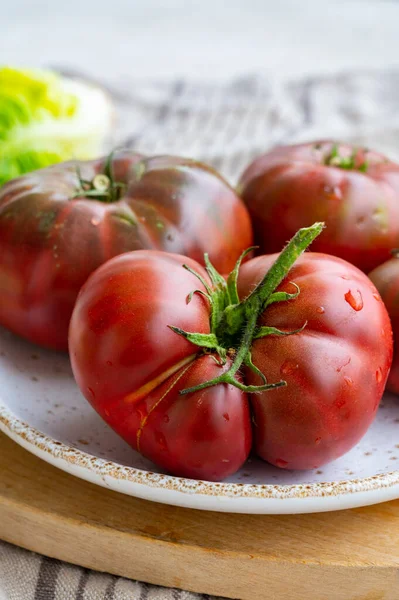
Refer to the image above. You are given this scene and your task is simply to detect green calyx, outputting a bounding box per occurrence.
[170,222,325,396]
[73,152,126,203]
[324,144,368,172]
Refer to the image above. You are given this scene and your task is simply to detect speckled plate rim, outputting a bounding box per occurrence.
[3,402,399,514]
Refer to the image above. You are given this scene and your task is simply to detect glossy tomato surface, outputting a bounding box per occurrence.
[369,257,399,394]
[0,152,252,350]
[70,251,252,481]
[238,141,399,272]
[237,253,393,469]
[70,248,392,479]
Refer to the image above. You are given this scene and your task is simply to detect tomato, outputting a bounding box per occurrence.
[70,251,252,480]
[70,224,392,479]
[369,256,399,394]
[0,151,252,350]
[238,140,399,273]
[238,253,392,469]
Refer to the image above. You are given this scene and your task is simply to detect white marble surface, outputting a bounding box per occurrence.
[3,0,399,82]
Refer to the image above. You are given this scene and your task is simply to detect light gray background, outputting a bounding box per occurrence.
[3,0,399,81]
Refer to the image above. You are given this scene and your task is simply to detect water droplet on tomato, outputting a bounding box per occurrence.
[356,215,366,226]
[163,414,170,424]
[335,398,346,409]
[373,293,381,302]
[316,306,325,314]
[91,217,100,226]
[223,413,230,421]
[323,185,342,199]
[372,207,388,232]
[106,360,113,367]
[341,275,350,280]
[87,387,95,399]
[276,458,288,468]
[344,289,363,311]
[280,360,299,375]
[376,367,383,383]
[344,376,353,386]
[334,186,342,198]
[315,437,322,445]
[156,432,168,451]
[336,357,351,372]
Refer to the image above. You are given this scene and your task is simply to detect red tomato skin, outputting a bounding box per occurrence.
[369,258,399,394]
[237,252,393,470]
[69,251,251,481]
[116,355,251,481]
[69,251,211,408]
[239,141,399,273]
[70,248,392,477]
[0,152,252,350]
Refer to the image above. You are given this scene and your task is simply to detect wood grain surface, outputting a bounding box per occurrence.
[1,432,398,600]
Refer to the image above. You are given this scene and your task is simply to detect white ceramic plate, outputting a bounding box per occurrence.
[1,325,399,514]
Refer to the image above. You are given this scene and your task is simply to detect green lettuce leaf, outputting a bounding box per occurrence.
[0,67,113,185]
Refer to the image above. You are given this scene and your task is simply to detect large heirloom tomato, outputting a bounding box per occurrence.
[0,151,252,350]
[70,251,252,480]
[369,256,399,394]
[70,224,392,480]
[238,252,392,469]
[238,141,399,272]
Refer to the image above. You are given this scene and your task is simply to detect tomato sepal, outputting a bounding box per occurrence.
[171,222,325,396]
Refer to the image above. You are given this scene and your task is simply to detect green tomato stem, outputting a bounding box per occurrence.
[180,303,286,395]
[324,145,368,172]
[171,222,324,396]
[242,223,324,313]
[73,151,126,203]
[217,222,324,340]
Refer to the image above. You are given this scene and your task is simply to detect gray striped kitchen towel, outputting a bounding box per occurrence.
[2,68,399,599]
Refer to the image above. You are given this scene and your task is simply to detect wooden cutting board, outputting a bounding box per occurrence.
[1,431,398,600]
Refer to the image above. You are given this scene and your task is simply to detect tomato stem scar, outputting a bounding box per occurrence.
[72,152,126,203]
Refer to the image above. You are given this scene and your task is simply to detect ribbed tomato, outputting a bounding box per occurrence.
[369,256,399,394]
[69,252,252,481]
[238,253,392,469]
[0,151,252,350]
[70,224,392,479]
[239,141,399,272]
